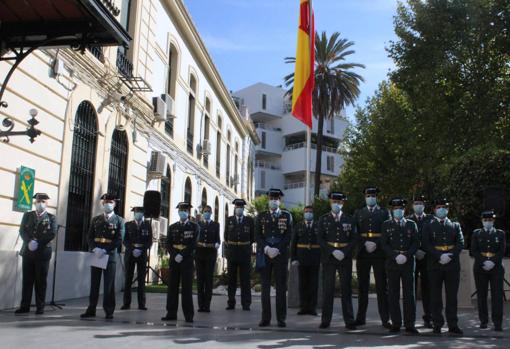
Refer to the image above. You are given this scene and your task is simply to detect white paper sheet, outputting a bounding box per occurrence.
[89,252,109,270]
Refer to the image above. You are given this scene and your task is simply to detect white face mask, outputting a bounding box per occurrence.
[269,200,280,210]
[103,202,115,213]
[482,221,494,231]
[35,202,46,212]
[413,204,425,215]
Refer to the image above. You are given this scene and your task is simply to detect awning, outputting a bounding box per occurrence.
[0,0,131,51]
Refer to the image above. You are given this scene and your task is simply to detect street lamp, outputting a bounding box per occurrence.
[0,108,41,143]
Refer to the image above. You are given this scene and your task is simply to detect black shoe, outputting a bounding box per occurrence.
[405,327,419,334]
[383,322,392,329]
[197,308,205,312]
[242,306,250,311]
[161,314,177,321]
[389,326,400,333]
[319,322,330,329]
[14,308,30,314]
[259,320,270,327]
[105,314,113,320]
[138,306,148,311]
[120,305,130,310]
[185,318,193,323]
[345,323,357,330]
[423,320,433,329]
[448,327,463,335]
[297,310,307,315]
[354,319,365,326]
[203,309,210,313]
[494,325,503,332]
[480,323,488,329]
[35,308,44,315]
[226,305,235,310]
[277,321,286,328]
[433,326,442,334]
[309,310,318,316]
[80,312,95,318]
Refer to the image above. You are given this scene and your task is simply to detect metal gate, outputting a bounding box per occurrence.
[108,129,128,217]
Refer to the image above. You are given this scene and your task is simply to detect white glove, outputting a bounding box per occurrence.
[175,254,183,263]
[365,241,377,253]
[28,240,38,251]
[93,247,104,257]
[215,243,220,249]
[483,260,495,271]
[415,249,426,260]
[291,260,300,267]
[269,247,280,259]
[439,253,452,265]
[395,254,407,265]
[132,249,142,258]
[332,250,345,261]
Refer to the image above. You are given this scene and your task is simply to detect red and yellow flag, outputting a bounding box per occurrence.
[291,0,315,128]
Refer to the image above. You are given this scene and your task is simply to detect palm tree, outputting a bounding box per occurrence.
[284,31,365,198]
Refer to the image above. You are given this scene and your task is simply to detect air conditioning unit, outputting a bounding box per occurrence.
[201,139,211,155]
[148,151,166,176]
[152,96,167,122]
[161,94,176,119]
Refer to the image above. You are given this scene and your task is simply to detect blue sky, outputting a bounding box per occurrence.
[182,0,399,119]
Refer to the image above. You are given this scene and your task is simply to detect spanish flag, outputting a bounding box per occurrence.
[291,0,315,128]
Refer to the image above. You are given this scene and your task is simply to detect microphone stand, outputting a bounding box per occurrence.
[49,225,65,309]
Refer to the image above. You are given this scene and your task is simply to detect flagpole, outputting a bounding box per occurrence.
[304,0,313,205]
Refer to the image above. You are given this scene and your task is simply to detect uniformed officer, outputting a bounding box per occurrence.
[381,198,419,334]
[290,205,320,316]
[255,188,292,327]
[162,202,199,323]
[317,192,357,330]
[407,195,433,328]
[121,207,153,310]
[15,193,57,315]
[81,193,124,319]
[354,187,392,328]
[470,210,505,331]
[195,205,220,312]
[224,198,254,311]
[422,198,464,335]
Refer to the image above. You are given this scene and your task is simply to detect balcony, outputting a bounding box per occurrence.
[87,46,105,63]
[281,143,343,175]
[256,128,283,156]
[255,161,281,170]
[116,48,133,78]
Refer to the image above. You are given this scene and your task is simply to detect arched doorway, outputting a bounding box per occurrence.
[160,165,171,219]
[184,177,192,204]
[201,187,207,210]
[214,196,219,223]
[107,129,129,217]
[65,101,98,251]
[224,203,229,225]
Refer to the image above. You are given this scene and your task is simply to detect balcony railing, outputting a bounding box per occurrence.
[284,182,327,190]
[255,161,281,170]
[116,48,133,78]
[284,142,338,154]
[87,46,105,63]
[254,123,282,131]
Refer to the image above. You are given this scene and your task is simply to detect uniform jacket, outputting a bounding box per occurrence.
[123,219,153,255]
[354,205,392,259]
[19,210,57,260]
[470,227,506,274]
[316,212,358,265]
[88,213,124,261]
[380,218,419,270]
[166,220,199,260]
[224,215,254,262]
[422,216,464,271]
[290,220,321,266]
[196,220,220,260]
[255,209,293,259]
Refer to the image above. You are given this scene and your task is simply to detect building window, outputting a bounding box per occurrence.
[224,203,229,223]
[261,170,266,188]
[65,101,98,251]
[203,99,210,168]
[165,44,179,138]
[226,144,231,186]
[214,196,219,223]
[216,131,221,178]
[160,165,171,219]
[327,155,334,172]
[261,131,266,149]
[187,75,197,155]
[107,129,129,217]
[184,177,192,204]
[201,188,207,210]
[262,93,267,110]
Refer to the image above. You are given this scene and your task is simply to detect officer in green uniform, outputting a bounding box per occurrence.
[195,205,220,312]
[15,193,57,315]
[422,198,464,335]
[121,207,152,310]
[224,198,254,311]
[290,205,320,316]
[381,198,419,334]
[354,187,392,328]
[407,195,433,328]
[255,188,292,327]
[317,192,357,330]
[162,202,199,323]
[81,193,124,319]
[470,210,505,331]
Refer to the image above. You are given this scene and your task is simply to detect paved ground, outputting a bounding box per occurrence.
[1,293,509,348]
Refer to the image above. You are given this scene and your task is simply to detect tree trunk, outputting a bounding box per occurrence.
[314,113,325,197]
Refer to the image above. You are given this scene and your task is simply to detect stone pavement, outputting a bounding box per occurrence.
[0,292,509,348]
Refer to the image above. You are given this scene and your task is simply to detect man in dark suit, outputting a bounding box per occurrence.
[121,207,152,310]
[470,210,506,331]
[15,193,57,315]
[407,195,433,328]
[224,198,254,311]
[381,198,419,334]
[195,205,220,312]
[354,187,392,328]
[291,205,320,316]
[81,193,124,319]
[317,192,358,330]
[422,198,464,335]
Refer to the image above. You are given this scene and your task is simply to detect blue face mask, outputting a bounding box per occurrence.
[366,196,377,207]
[235,207,244,216]
[269,200,280,210]
[393,209,405,220]
[482,221,494,231]
[178,211,189,221]
[134,212,144,221]
[203,212,212,221]
[413,204,425,215]
[435,208,448,219]
[304,212,314,221]
[331,203,342,214]
[103,203,115,213]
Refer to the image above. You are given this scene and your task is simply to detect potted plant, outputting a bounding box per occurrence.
[159,256,170,285]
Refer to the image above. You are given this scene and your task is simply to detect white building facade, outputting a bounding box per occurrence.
[0,0,257,309]
[234,83,347,207]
